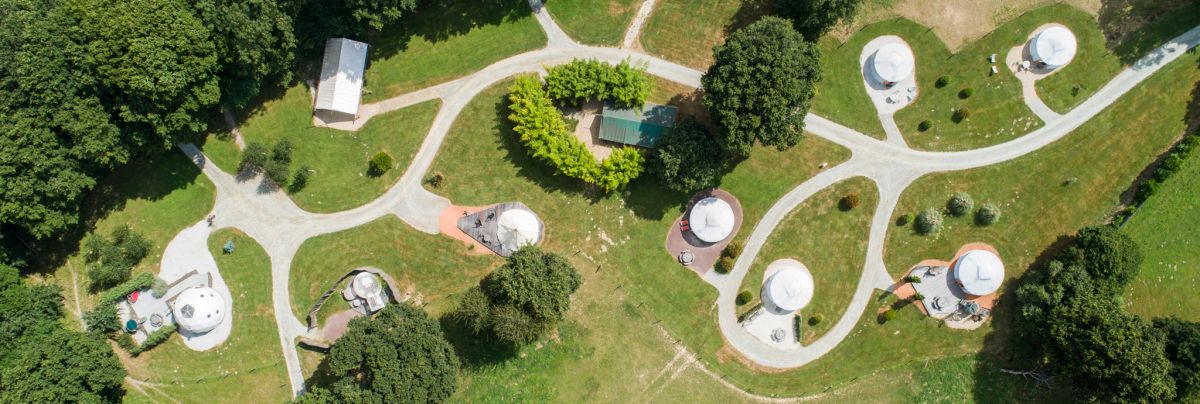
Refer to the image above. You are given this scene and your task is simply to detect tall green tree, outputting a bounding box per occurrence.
[1155,317,1200,400]
[702,16,822,156]
[0,117,97,238]
[484,246,582,324]
[775,0,862,40]
[192,0,297,109]
[651,117,727,193]
[1060,225,1143,292]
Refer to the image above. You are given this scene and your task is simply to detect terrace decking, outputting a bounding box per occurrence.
[456,201,543,257]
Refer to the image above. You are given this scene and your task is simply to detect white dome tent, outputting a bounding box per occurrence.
[172,286,225,334]
[953,250,1005,296]
[689,197,735,243]
[497,209,542,252]
[764,259,814,312]
[870,43,915,85]
[1031,26,1077,68]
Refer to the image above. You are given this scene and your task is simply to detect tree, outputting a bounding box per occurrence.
[191,0,297,109]
[651,117,727,192]
[0,117,97,238]
[449,287,492,336]
[345,0,418,31]
[702,17,822,156]
[1060,226,1143,292]
[239,142,269,173]
[1014,260,1096,340]
[487,304,541,346]
[775,0,862,40]
[83,303,120,335]
[308,303,458,403]
[1155,317,1200,399]
[0,328,126,402]
[483,246,582,324]
[293,0,417,52]
[83,225,151,290]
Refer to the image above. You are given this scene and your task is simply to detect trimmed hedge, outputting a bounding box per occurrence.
[98,272,155,306]
[545,59,651,109]
[130,324,177,356]
[508,75,645,192]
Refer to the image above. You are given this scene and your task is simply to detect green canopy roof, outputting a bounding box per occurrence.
[598,102,678,148]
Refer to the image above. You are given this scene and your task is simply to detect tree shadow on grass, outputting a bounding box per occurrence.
[723,0,774,38]
[438,315,518,369]
[1187,54,1200,134]
[1098,0,1200,65]
[368,0,534,69]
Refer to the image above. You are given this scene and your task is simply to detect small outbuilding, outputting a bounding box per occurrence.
[689,197,735,243]
[869,43,915,87]
[1030,26,1077,68]
[315,38,369,116]
[953,250,1005,296]
[764,259,814,312]
[598,102,679,148]
[172,286,225,334]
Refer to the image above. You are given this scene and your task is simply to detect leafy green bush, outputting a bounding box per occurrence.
[129,324,176,356]
[723,240,744,259]
[958,88,974,99]
[507,76,645,192]
[84,226,151,290]
[289,165,311,193]
[915,208,944,235]
[150,277,168,298]
[897,213,914,226]
[271,139,294,164]
[238,142,268,173]
[935,76,951,88]
[882,309,897,322]
[1135,132,1199,205]
[918,120,932,132]
[952,107,971,122]
[715,256,735,274]
[947,192,974,217]
[976,203,1001,226]
[84,303,120,335]
[736,290,753,305]
[544,59,652,109]
[839,193,861,211]
[904,275,921,283]
[264,159,290,186]
[426,172,445,188]
[651,117,726,193]
[807,315,823,326]
[98,272,155,306]
[913,293,925,301]
[368,152,393,177]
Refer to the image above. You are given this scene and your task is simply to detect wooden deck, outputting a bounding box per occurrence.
[456,201,543,257]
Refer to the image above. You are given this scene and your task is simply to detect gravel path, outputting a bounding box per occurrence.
[173,2,1200,394]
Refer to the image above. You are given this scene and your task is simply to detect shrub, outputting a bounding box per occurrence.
[913,293,926,301]
[723,240,744,259]
[368,152,393,177]
[839,193,861,211]
[238,142,268,172]
[952,107,971,122]
[150,277,168,299]
[918,120,932,132]
[946,192,974,217]
[98,272,155,306]
[976,203,1001,226]
[715,256,735,274]
[264,159,290,186]
[904,275,921,283]
[736,290,753,305]
[958,88,974,99]
[935,76,951,88]
[289,165,311,193]
[808,315,823,326]
[896,213,914,226]
[84,226,152,290]
[129,324,177,356]
[271,139,294,164]
[1135,179,1160,205]
[426,172,446,188]
[544,59,652,108]
[915,208,944,235]
[882,309,897,322]
[84,304,120,335]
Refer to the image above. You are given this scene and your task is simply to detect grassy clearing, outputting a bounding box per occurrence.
[740,177,876,340]
[810,21,901,140]
[1124,140,1200,322]
[545,0,641,46]
[289,216,499,321]
[122,229,289,403]
[211,85,439,213]
[639,0,767,69]
[361,0,546,102]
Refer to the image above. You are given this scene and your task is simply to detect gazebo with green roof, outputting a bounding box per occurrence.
[598,102,679,148]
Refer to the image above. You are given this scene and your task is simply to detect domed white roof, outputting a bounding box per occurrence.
[498,209,541,251]
[870,43,915,84]
[1031,26,1077,68]
[172,286,225,333]
[689,197,735,243]
[352,272,382,298]
[954,250,1005,296]
[764,259,814,312]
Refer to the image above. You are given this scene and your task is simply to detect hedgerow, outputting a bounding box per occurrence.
[545,59,652,109]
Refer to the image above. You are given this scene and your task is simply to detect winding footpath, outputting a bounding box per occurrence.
[171,0,1200,395]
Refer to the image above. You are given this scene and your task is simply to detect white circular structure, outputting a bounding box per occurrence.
[870,43,915,84]
[172,286,225,333]
[352,272,382,298]
[953,250,1005,296]
[497,209,542,251]
[689,197,735,243]
[764,259,814,312]
[1031,26,1077,68]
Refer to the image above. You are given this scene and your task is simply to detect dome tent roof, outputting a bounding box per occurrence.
[870,43,915,84]
[497,209,542,251]
[764,259,814,312]
[953,250,1005,296]
[172,286,225,333]
[689,197,735,243]
[1031,26,1077,68]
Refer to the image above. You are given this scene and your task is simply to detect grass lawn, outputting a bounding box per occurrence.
[289,216,500,321]
[1124,138,1200,322]
[122,229,290,403]
[210,85,440,213]
[639,0,767,69]
[545,0,641,46]
[361,0,546,102]
[740,177,876,341]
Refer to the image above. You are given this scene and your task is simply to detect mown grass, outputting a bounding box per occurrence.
[122,229,289,403]
[639,0,768,69]
[361,0,546,102]
[210,85,439,213]
[545,0,642,46]
[1124,135,1200,322]
[740,177,876,341]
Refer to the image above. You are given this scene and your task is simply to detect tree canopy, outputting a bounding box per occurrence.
[1059,225,1143,292]
[650,117,727,193]
[452,246,583,347]
[193,0,298,109]
[1155,317,1200,400]
[775,0,862,40]
[701,16,822,156]
[301,303,459,403]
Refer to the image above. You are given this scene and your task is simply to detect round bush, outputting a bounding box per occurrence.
[735,290,753,305]
[883,309,897,322]
[917,120,932,132]
[935,76,951,88]
[913,293,926,301]
[975,203,1001,226]
[958,88,974,99]
[368,152,393,177]
[839,193,861,211]
[952,107,971,122]
[715,256,735,274]
[946,192,974,217]
[896,213,914,226]
[807,315,823,326]
[427,172,446,188]
[915,208,944,235]
[723,240,745,259]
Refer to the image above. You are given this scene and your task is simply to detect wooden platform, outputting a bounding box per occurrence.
[456,201,543,257]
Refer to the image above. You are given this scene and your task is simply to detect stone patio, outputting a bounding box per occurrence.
[899,243,1001,330]
[665,188,744,276]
